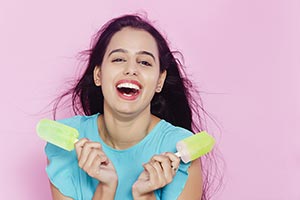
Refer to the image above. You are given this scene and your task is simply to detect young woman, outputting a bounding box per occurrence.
[46,14,215,200]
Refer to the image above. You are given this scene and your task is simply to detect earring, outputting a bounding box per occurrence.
[95,79,100,86]
[156,86,162,92]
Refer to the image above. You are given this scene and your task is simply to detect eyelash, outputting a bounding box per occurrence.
[139,61,152,67]
[111,58,152,67]
[112,58,126,62]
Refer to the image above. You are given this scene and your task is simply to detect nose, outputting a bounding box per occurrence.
[123,60,138,76]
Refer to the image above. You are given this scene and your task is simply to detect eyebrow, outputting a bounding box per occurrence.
[137,51,156,62]
[108,48,156,62]
[108,48,128,56]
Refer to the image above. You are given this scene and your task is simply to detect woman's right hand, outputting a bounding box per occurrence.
[75,138,118,187]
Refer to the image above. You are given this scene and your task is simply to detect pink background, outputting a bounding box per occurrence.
[0,0,299,199]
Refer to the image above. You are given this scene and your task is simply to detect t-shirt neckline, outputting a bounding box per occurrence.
[92,113,164,152]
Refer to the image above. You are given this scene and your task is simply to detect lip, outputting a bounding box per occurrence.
[115,79,142,101]
[116,79,142,89]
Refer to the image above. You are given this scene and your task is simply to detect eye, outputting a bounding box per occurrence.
[139,60,152,67]
[112,58,126,63]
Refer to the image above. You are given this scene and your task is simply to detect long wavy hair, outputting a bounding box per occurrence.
[53,14,223,200]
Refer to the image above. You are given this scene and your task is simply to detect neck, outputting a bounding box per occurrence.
[97,110,159,150]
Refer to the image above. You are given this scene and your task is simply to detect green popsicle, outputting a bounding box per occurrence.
[36,119,79,151]
[175,131,215,163]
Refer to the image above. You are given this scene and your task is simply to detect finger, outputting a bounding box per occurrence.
[83,150,108,170]
[151,160,164,174]
[82,149,99,169]
[162,152,180,163]
[91,155,105,175]
[74,138,89,160]
[150,155,166,174]
[79,142,102,167]
[78,142,102,168]
[150,157,172,186]
[83,151,109,177]
[82,154,104,178]
[152,155,174,182]
[143,162,159,186]
[163,152,180,172]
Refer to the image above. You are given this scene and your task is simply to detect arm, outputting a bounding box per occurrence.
[177,158,203,200]
[132,153,203,200]
[49,175,117,200]
[47,139,118,200]
[132,152,180,200]
[50,183,73,200]
[92,183,118,200]
[75,138,118,200]
[47,158,73,200]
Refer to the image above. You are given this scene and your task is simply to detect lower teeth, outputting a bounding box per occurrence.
[123,93,133,97]
[118,88,138,97]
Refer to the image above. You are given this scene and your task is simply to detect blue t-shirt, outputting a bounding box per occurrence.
[45,114,193,200]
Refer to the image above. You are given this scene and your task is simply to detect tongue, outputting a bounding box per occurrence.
[118,87,138,96]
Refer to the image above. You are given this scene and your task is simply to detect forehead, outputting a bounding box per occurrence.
[106,27,159,57]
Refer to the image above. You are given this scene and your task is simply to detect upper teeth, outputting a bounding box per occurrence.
[117,83,140,90]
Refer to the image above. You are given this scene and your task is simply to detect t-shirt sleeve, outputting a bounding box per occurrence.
[160,163,191,199]
[45,116,82,199]
[159,127,194,200]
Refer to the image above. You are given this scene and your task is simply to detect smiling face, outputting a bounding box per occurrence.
[94,27,166,117]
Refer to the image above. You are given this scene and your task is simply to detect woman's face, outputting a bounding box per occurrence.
[94,27,166,117]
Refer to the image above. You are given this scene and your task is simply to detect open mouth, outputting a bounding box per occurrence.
[116,82,141,97]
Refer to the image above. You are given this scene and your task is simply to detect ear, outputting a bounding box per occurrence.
[93,65,101,86]
[156,70,167,93]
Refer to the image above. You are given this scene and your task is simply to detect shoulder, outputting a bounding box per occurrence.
[154,120,193,152]
[158,120,193,140]
[57,114,99,126]
[45,113,99,156]
[56,113,99,129]
[45,115,100,199]
[155,121,199,199]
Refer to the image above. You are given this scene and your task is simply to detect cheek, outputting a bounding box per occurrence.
[99,71,113,91]
[145,74,161,89]
[100,66,115,82]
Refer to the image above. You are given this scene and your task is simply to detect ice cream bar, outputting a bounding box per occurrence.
[175,131,215,163]
[36,119,79,151]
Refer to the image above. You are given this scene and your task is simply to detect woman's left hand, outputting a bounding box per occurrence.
[132,152,180,199]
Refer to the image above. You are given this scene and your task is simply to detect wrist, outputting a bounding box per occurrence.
[132,191,156,200]
[93,181,118,200]
[103,178,118,189]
